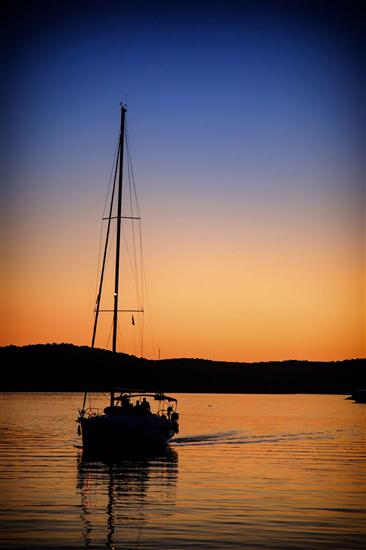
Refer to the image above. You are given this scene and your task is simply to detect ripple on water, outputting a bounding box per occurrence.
[0,393,365,549]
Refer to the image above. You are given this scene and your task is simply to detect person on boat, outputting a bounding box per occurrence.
[134,400,142,414]
[167,404,173,419]
[121,394,133,412]
[141,397,151,414]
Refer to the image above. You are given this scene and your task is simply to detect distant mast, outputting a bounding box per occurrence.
[111,104,127,407]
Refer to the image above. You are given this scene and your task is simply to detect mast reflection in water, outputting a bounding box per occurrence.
[77,449,178,549]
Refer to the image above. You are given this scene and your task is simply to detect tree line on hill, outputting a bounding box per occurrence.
[0,343,365,394]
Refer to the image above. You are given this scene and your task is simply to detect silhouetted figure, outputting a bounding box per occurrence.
[141,397,151,414]
[167,405,173,419]
[121,394,133,412]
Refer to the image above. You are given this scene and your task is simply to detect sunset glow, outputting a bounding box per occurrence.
[2,1,364,361]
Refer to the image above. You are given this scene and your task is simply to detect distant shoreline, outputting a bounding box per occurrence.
[0,343,365,394]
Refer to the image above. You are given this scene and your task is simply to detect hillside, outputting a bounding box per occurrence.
[1,344,365,394]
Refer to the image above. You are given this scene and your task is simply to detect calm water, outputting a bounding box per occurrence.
[0,393,365,549]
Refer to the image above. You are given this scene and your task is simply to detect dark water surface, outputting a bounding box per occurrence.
[0,393,365,549]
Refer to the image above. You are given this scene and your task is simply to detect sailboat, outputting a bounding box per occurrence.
[76,105,179,453]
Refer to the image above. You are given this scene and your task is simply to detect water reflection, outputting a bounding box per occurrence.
[77,448,178,549]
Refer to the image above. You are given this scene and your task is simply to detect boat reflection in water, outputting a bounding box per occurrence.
[76,448,178,549]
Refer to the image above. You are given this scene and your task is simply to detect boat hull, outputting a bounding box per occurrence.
[80,414,177,452]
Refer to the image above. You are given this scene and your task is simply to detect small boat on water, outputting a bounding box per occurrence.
[76,105,179,453]
[79,390,179,451]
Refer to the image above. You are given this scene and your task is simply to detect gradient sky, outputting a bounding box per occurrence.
[1,0,365,361]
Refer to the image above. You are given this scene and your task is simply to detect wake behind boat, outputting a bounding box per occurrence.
[76,105,179,453]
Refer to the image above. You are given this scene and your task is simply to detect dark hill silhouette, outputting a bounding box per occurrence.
[0,343,365,393]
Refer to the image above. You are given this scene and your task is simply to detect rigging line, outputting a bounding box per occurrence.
[93,141,118,303]
[117,318,124,353]
[125,134,144,308]
[125,126,139,282]
[140,252,156,359]
[121,223,143,307]
[84,139,119,409]
[138,220,144,313]
[125,125,148,357]
[126,137,144,308]
[88,392,98,412]
[125,128,134,219]
[125,126,141,218]
[89,391,109,411]
[102,138,120,219]
[127,147,139,299]
[105,221,117,274]
[141,311,144,358]
[106,318,113,350]
[93,221,104,301]
[132,315,137,357]
[126,126,152,357]
[125,169,143,357]
[96,222,117,309]
[93,218,116,309]
[91,145,120,349]
[125,125,145,313]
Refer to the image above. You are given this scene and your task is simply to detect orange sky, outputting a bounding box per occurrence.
[2,167,364,361]
[2,2,365,361]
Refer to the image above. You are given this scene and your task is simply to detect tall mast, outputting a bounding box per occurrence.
[111,104,127,406]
